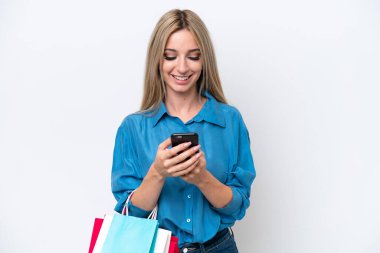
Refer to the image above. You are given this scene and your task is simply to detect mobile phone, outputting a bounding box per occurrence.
[171,133,199,148]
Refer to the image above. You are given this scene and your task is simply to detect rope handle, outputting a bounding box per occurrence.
[122,190,158,220]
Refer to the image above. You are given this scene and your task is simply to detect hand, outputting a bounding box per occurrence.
[181,150,207,186]
[152,137,201,179]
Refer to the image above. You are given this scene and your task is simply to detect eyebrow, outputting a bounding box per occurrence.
[164,48,201,53]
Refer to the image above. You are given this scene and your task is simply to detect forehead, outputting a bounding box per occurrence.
[165,29,199,50]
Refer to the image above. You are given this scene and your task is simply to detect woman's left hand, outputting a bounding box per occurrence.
[180,150,208,185]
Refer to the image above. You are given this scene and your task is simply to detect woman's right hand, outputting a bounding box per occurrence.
[152,137,201,178]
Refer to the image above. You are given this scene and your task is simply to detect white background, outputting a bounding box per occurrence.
[1,0,379,252]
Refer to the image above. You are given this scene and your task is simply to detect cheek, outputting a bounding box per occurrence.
[190,62,202,73]
[162,61,173,75]
[193,64,203,77]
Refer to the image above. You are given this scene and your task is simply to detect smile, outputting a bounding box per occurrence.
[171,74,192,81]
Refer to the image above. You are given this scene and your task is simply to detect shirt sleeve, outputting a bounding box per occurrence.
[212,111,256,221]
[111,119,151,218]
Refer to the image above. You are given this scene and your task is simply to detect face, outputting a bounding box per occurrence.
[161,29,202,96]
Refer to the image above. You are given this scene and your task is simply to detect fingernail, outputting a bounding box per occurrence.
[194,145,200,150]
[184,142,192,147]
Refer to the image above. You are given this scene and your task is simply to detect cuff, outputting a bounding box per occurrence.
[127,201,152,218]
[113,191,151,218]
[114,191,130,213]
[212,187,242,215]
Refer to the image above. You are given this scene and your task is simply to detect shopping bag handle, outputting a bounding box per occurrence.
[122,190,158,220]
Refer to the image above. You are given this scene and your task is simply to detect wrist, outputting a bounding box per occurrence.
[148,164,165,182]
[196,170,212,189]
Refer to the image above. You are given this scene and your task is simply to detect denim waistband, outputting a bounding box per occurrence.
[180,228,233,252]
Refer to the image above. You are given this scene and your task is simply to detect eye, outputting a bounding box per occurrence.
[164,55,176,61]
[188,56,200,61]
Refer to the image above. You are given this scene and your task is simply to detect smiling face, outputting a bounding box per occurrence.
[161,29,202,97]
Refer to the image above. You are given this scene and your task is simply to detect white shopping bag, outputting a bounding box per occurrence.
[92,214,114,253]
[154,228,172,253]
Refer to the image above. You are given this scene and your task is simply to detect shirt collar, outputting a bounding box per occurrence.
[195,91,226,127]
[151,91,226,128]
[151,102,168,127]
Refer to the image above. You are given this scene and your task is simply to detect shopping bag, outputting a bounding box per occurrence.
[88,218,103,253]
[154,228,171,253]
[169,236,179,253]
[90,190,178,253]
[90,214,164,253]
[92,214,114,253]
[100,212,159,253]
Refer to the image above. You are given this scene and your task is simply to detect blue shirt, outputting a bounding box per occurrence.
[111,92,256,247]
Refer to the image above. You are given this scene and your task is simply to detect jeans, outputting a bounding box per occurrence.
[179,228,239,253]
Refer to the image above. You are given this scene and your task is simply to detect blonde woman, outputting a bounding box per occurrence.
[111,9,256,252]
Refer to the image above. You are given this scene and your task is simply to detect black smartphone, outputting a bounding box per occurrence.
[171,133,199,148]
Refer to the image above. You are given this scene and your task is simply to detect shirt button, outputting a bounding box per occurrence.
[187,194,191,199]
[186,218,191,223]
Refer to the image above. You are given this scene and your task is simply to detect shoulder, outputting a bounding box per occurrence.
[218,102,244,122]
[120,112,144,126]
[118,110,155,132]
[219,103,240,115]
[217,102,250,137]
[206,92,242,120]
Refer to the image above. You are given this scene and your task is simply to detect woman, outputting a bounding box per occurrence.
[111,9,256,252]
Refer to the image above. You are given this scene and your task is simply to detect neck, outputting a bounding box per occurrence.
[165,89,205,118]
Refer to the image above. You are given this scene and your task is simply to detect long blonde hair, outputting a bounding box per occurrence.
[140,9,227,111]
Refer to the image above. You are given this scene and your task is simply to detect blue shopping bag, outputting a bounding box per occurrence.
[100,212,159,253]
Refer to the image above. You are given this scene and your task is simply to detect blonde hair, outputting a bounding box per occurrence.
[140,9,227,111]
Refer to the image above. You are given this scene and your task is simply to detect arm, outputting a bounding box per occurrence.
[111,122,146,215]
[128,164,166,212]
[112,121,201,216]
[180,151,233,208]
[197,169,233,208]
[131,139,202,211]
[213,112,256,219]
[181,112,256,219]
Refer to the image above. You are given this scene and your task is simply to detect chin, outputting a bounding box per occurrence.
[168,83,197,94]
[165,79,197,93]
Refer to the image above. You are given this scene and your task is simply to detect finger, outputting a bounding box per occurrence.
[181,172,195,181]
[170,141,193,155]
[199,154,206,166]
[193,167,201,174]
[158,137,172,150]
[164,143,199,166]
[168,152,201,174]
[160,142,195,163]
[182,161,202,179]
[172,160,199,177]
[171,145,201,165]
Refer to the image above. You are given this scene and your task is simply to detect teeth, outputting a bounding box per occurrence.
[172,75,190,81]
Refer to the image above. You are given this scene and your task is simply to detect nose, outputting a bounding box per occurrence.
[177,57,189,74]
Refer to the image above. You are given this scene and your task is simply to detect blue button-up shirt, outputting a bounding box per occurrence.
[111,92,256,247]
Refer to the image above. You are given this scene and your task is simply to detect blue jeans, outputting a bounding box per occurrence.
[179,228,239,253]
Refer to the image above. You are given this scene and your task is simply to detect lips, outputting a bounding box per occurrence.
[171,74,192,81]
